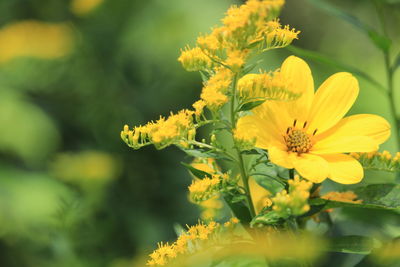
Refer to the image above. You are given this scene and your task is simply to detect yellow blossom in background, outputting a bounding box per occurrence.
[0,20,74,63]
[272,175,312,217]
[71,0,104,16]
[322,191,362,204]
[50,150,118,182]
[236,55,391,184]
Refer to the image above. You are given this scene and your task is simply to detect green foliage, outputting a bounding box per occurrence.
[327,236,381,255]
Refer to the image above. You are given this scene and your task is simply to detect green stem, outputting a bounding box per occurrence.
[230,72,257,218]
[375,1,400,150]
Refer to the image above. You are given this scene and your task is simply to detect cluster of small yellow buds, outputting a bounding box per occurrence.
[225,49,249,72]
[322,191,362,204]
[147,221,239,266]
[189,159,224,220]
[237,70,301,102]
[178,46,214,72]
[221,0,285,48]
[200,68,232,111]
[350,151,400,172]
[147,242,177,266]
[189,174,229,203]
[121,109,196,150]
[272,175,312,217]
[180,0,291,72]
[256,20,300,51]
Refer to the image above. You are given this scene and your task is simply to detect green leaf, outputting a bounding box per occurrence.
[309,184,400,213]
[286,45,386,93]
[327,236,381,254]
[367,30,391,52]
[223,191,252,226]
[250,210,283,227]
[199,70,211,82]
[242,60,262,75]
[181,162,212,179]
[307,0,391,52]
[251,164,285,194]
[238,99,266,112]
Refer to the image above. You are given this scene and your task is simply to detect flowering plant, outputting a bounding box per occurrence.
[121,0,400,266]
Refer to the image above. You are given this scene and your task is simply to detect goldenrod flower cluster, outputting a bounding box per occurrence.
[121,109,196,150]
[350,151,400,172]
[322,191,362,204]
[200,68,233,110]
[237,70,301,101]
[0,20,74,63]
[178,46,214,72]
[255,19,300,51]
[272,175,312,217]
[189,173,229,203]
[177,0,298,113]
[147,219,239,266]
[189,158,224,220]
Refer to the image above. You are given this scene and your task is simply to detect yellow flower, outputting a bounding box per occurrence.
[71,0,103,16]
[236,56,391,184]
[272,175,312,216]
[0,20,74,63]
[200,68,232,110]
[188,174,224,203]
[178,46,214,71]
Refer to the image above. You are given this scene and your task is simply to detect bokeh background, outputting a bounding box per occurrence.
[0,0,399,266]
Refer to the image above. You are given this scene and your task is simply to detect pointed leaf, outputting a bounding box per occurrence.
[238,100,266,112]
[181,162,212,179]
[328,236,381,255]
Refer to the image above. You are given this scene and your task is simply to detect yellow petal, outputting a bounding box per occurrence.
[291,153,329,183]
[269,146,293,169]
[312,135,378,154]
[307,73,359,134]
[316,114,391,145]
[280,56,314,122]
[237,113,285,150]
[320,154,363,184]
[250,102,289,149]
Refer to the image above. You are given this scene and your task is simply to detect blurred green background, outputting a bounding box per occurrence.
[0,0,399,266]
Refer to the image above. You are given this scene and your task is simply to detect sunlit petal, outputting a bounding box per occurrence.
[320,154,363,184]
[316,114,391,145]
[307,73,359,134]
[312,135,378,154]
[290,153,329,183]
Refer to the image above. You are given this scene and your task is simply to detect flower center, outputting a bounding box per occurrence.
[285,128,313,153]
